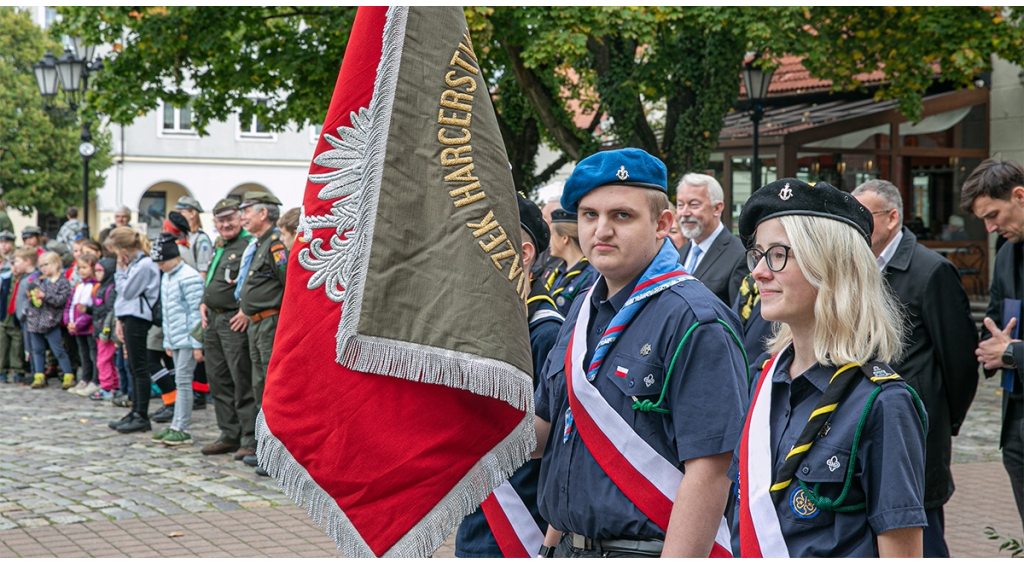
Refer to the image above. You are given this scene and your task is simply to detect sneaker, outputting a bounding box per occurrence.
[68,380,88,394]
[61,373,75,389]
[116,413,151,434]
[30,373,47,389]
[112,393,132,408]
[90,389,114,401]
[162,429,192,445]
[78,382,100,397]
[151,428,171,443]
[108,413,132,430]
[151,404,174,423]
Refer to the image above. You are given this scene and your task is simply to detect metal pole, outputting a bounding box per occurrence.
[751,104,762,190]
[81,121,91,233]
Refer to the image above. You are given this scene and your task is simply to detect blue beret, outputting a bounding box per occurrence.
[560,148,668,213]
[738,178,874,248]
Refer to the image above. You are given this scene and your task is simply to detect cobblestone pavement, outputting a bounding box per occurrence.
[0,380,288,531]
[0,370,1020,558]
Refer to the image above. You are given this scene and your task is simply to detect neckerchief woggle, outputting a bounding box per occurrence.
[562,239,687,442]
[562,238,732,556]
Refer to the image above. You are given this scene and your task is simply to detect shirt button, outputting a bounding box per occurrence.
[560,485,566,492]
[802,466,810,475]
[628,380,634,388]
[784,409,790,417]
[594,326,604,335]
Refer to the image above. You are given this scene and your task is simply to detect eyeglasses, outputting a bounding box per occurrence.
[746,244,792,273]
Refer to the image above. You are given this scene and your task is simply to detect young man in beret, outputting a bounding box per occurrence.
[532,148,748,558]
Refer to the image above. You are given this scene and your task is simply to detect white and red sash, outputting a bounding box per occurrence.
[738,350,790,558]
[564,285,732,557]
[480,480,545,558]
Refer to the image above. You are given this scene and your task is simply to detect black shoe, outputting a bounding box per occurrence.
[151,404,174,423]
[116,413,152,434]
[193,398,206,410]
[108,413,132,430]
[255,466,269,477]
[242,454,258,467]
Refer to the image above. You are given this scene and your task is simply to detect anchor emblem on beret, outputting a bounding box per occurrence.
[779,183,793,201]
[616,166,629,181]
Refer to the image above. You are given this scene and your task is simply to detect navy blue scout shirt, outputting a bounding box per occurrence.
[454,292,563,557]
[535,274,748,540]
[746,349,927,558]
[550,259,598,316]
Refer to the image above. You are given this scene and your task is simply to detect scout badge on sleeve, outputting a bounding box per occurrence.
[256,6,535,558]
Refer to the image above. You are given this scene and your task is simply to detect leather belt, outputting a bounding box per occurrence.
[568,532,663,555]
[209,307,236,314]
[249,308,280,323]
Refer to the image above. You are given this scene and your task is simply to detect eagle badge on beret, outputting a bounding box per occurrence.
[779,182,793,201]
[616,165,629,181]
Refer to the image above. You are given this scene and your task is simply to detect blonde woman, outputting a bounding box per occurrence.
[545,209,597,315]
[735,178,926,558]
[104,227,161,434]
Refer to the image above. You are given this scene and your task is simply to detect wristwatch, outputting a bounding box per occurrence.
[539,545,556,558]
[1002,343,1017,369]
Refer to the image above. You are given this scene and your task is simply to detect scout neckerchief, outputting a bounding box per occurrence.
[562,239,732,557]
[234,229,267,301]
[206,229,251,288]
[739,347,862,558]
[480,480,545,558]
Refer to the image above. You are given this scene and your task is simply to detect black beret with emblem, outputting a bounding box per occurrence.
[517,194,550,253]
[150,232,180,262]
[550,209,577,224]
[738,178,874,248]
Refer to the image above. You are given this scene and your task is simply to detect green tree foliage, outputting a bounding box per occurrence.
[0,7,111,215]
[54,6,358,134]
[54,6,1024,196]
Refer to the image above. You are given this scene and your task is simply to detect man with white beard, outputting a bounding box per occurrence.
[675,173,747,305]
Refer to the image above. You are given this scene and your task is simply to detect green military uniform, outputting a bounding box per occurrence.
[202,199,258,450]
[0,231,23,379]
[237,192,288,411]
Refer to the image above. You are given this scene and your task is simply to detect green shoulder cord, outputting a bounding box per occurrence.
[796,371,929,513]
[632,319,748,414]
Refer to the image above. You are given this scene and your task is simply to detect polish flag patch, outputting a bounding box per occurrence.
[614,366,629,378]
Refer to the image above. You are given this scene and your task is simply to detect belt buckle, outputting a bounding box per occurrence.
[571,533,586,550]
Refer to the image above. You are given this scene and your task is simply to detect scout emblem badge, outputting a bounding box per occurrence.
[256,7,534,558]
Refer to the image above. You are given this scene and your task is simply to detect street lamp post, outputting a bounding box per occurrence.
[742,56,774,190]
[32,40,102,233]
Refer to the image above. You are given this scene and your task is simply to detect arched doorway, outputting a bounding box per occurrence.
[227,183,274,204]
[139,182,193,239]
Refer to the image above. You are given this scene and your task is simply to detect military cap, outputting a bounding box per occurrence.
[517,195,550,253]
[550,209,577,224]
[174,196,204,213]
[0,230,16,241]
[238,191,283,209]
[738,178,873,248]
[213,198,241,218]
[561,148,668,214]
[21,226,41,238]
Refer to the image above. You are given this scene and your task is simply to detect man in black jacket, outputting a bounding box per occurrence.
[854,179,979,555]
[963,159,1024,535]
[676,173,747,306]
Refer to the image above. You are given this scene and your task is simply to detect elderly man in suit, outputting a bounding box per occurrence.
[853,179,979,557]
[676,173,746,305]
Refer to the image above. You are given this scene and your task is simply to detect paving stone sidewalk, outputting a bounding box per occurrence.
[0,371,1020,558]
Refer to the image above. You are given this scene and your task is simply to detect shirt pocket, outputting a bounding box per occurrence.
[781,441,856,526]
[604,353,665,398]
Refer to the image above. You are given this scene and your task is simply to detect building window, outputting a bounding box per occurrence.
[158,100,196,136]
[44,7,58,28]
[310,123,323,144]
[238,100,276,141]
